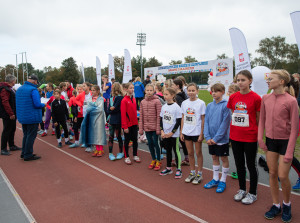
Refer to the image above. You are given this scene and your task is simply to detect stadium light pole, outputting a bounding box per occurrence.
[136,33,146,80]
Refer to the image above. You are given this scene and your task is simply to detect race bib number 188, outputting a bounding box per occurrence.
[232,113,249,127]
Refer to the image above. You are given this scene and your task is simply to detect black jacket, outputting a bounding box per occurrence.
[51,99,69,123]
[175,91,187,107]
[107,95,123,125]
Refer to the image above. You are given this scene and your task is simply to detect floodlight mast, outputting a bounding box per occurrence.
[136,33,146,80]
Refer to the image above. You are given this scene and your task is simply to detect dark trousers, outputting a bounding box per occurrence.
[108,124,123,153]
[55,121,69,139]
[292,157,300,178]
[136,97,143,110]
[164,137,179,169]
[124,125,138,157]
[21,123,39,159]
[74,117,83,141]
[1,118,16,151]
[231,139,258,195]
[145,131,161,161]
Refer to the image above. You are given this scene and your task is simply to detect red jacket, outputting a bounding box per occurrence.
[0,82,14,117]
[139,95,161,135]
[67,86,74,99]
[121,95,138,129]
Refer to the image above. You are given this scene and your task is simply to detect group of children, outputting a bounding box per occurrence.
[38,69,300,223]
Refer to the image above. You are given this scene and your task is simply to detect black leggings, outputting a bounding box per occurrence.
[164,137,181,169]
[136,97,143,110]
[73,117,83,141]
[231,139,258,195]
[124,125,138,157]
[292,156,300,178]
[108,124,123,153]
[55,121,69,139]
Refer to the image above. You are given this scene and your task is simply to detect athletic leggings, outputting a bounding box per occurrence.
[231,139,258,195]
[180,139,188,156]
[73,117,83,141]
[54,121,69,139]
[108,124,123,153]
[124,125,138,158]
[164,137,181,169]
[145,131,161,161]
[292,156,300,178]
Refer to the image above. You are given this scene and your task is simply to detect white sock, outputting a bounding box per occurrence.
[65,138,69,143]
[197,171,202,176]
[213,165,220,181]
[283,201,291,206]
[44,129,48,134]
[220,167,229,182]
[191,170,196,175]
[75,140,79,145]
[273,203,280,208]
[57,138,61,143]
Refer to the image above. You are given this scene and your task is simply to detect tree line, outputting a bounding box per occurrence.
[0,36,299,85]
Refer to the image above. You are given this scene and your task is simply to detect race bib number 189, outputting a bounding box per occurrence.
[232,113,249,127]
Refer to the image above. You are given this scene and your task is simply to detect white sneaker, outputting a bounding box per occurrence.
[125,157,132,165]
[241,193,257,205]
[133,156,141,163]
[234,190,247,201]
[85,147,93,153]
[192,174,203,185]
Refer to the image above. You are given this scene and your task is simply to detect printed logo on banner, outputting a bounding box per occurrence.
[239,53,245,62]
[234,102,247,113]
[110,69,112,75]
[127,66,130,72]
[216,62,230,77]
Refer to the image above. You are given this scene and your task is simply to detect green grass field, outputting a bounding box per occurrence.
[198,90,300,159]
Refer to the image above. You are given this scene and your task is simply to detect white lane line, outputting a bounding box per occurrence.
[34,136,208,223]
[0,168,36,223]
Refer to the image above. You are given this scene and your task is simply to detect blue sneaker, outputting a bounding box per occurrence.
[81,144,87,148]
[216,181,226,193]
[160,154,164,160]
[281,203,292,223]
[162,149,167,154]
[204,179,219,189]
[69,143,79,148]
[264,205,281,220]
[116,153,124,160]
[292,178,300,190]
[109,153,116,161]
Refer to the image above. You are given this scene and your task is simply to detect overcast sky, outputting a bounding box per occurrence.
[0,0,298,70]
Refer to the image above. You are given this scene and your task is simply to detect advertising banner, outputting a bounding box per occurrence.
[96,56,101,92]
[123,49,132,83]
[108,54,115,82]
[291,11,300,53]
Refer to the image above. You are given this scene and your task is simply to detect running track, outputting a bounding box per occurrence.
[0,122,299,223]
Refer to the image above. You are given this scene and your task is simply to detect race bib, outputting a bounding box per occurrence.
[163,113,174,125]
[184,114,196,125]
[78,106,81,112]
[232,113,249,127]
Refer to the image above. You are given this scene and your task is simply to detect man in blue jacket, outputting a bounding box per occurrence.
[16,75,45,161]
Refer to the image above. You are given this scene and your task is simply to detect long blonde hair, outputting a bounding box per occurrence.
[271,69,295,97]
[111,82,124,97]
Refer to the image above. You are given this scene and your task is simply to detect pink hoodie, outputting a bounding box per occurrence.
[139,95,162,135]
[258,92,299,162]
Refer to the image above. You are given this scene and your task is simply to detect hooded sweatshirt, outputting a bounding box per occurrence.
[139,95,162,134]
[175,91,187,107]
[204,99,231,144]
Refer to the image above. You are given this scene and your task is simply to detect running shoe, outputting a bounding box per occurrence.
[109,153,116,161]
[154,161,162,171]
[241,193,257,205]
[65,141,72,145]
[175,169,182,179]
[162,149,167,154]
[124,157,132,165]
[92,150,98,157]
[231,172,238,179]
[133,156,141,163]
[192,174,203,185]
[69,135,73,140]
[281,203,292,223]
[216,181,226,193]
[148,160,156,169]
[81,144,87,148]
[52,130,55,135]
[41,132,47,137]
[57,142,62,148]
[234,190,247,201]
[185,173,196,183]
[292,178,300,190]
[96,150,103,157]
[69,143,79,148]
[116,153,124,160]
[85,147,93,152]
[181,158,190,166]
[160,168,173,176]
[160,154,164,160]
[38,130,44,135]
[204,179,219,189]
[264,205,281,220]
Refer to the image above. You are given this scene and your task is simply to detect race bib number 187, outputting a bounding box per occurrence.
[232,113,249,127]
[184,114,196,125]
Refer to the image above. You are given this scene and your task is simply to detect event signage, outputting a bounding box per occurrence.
[108,54,115,82]
[96,56,101,91]
[123,49,132,83]
[291,11,300,53]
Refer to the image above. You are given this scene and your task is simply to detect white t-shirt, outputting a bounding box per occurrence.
[181,98,206,136]
[83,93,92,117]
[160,103,182,138]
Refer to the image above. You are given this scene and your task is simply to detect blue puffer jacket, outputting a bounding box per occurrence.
[16,81,45,124]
